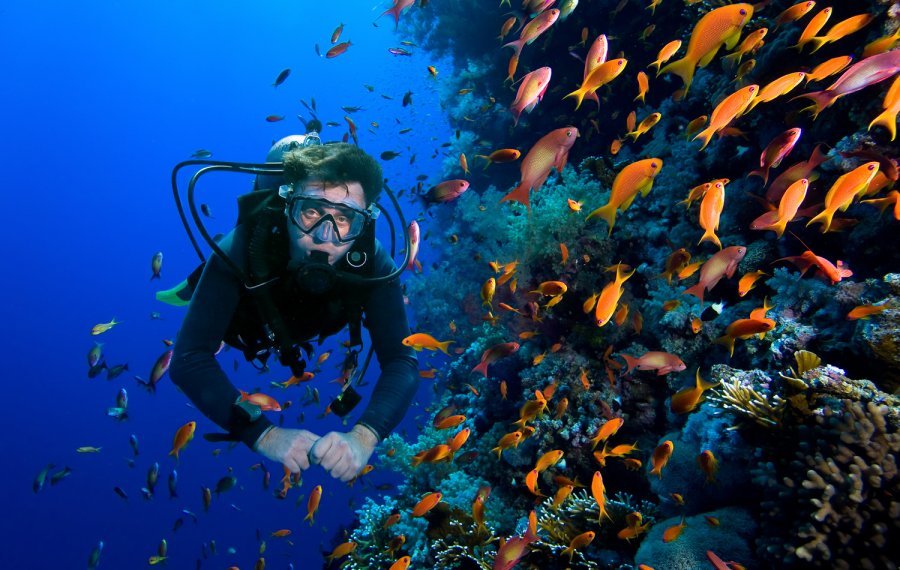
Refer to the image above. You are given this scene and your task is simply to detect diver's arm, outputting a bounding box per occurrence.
[354,244,419,441]
[169,237,273,449]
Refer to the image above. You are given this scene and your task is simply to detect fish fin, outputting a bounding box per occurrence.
[660,57,695,95]
[620,354,638,373]
[698,229,722,249]
[683,282,705,304]
[585,202,617,235]
[499,182,532,210]
[693,126,716,151]
[869,109,898,141]
[502,38,525,59]
[713,335,736,357]
[805,208,834,233]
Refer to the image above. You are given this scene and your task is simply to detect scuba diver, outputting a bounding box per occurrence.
[166,133,419,482]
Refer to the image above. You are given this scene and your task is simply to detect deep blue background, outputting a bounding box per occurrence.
[1,2,450,567]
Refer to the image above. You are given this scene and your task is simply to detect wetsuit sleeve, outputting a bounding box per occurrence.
[169,232,273,450]
[355,242,419,441]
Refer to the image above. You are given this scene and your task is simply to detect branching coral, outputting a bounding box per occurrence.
[707,375,786,428]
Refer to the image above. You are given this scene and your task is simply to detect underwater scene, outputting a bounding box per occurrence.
[4,0,900,568]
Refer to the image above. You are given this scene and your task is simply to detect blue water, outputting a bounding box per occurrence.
[1,2,449,567]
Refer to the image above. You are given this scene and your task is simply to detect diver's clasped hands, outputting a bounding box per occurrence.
[255,425,377,483]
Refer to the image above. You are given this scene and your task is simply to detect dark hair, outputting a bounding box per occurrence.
[283,143,383,205]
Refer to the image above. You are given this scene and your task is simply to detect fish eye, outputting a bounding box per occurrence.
[868,164,876,170]
[740,9,746,15]
[651,162,658,168]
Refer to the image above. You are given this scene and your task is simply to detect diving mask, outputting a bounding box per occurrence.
[280,186,379,244]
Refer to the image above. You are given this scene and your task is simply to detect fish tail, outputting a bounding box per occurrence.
[563,86,586,111]
[806,36,830,54]
[747,167,769,185]
[714,335,736,357]
[693,126,716,151]
[698,228,722,249]
[791,90,836,119]
[438,340,455,355]
[502,38,524,59]
[761,217,788,239]
[683,282,705,304]
[806,208,834,233]
[500,181,532,209]
[721,51,741,67]
[584,202,617,235]
[621,354,638,373]
[660,56,695,95]
[869,109,898,141]
[472,359,490,377]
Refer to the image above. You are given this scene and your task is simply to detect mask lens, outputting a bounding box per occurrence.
[289,197,366,242]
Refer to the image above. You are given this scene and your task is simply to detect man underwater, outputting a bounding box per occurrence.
[169,135,419,482]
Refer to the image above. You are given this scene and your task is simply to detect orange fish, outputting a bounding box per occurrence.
[591,470,612,522]
[552,484,575,511]
[694,85,758,150]
[492,431,524,458]
[737,269,768,297]
[169,421,196,459]
[660,3,755,95]
[650,440,674,478]
[662,516,687,542]
[806,162,880,232]
[411,491,442,517]
[635,72,650,103]
[722,28,767,66]
[476,148,522,168]
[697,179,726,248]
[564,58,628,110]
[671,369,718,414]
[749,71,807,111]
[402,333,454,354]
[683,246,746,303]
[535,449,564,472]
[806,55,854,83]
[626,112,662,141]
[435,415,467,430]
[585,158,664,234]
[390,556,411,570]
[806,13,874,54]
[500,127,579,210]
[594,264,636,326]
[691,317,703,333]
[324,541,357,564]
[847,304,889,320]
[869,75,900,141]
[661,248,692,283]
[715,317,776,356]
[863,28,900,58]
[271,529,291,537]
[304,485,322,524]
[794,7,832,51]
[777,248,853,284]
[698,449,719,482]
[650,39,682,74]
[562,531,596,562]
[524,468,545,496]
[590,417,624,450]
[774,1,816,29]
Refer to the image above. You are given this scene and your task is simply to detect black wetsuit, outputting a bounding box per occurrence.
[169,225,419,449]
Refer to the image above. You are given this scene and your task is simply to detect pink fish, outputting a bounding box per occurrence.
[794,50,900,117]
[766,144,830,203]
[582,35,609,108]
[620,351,687,375]
[749,128,802,185]
[423,180,470,204]
[500,126,579,209]
[139,349,173,392]
[683,246,747,303]
[493,521,539,570]
[775,249,852,284]
[472,342,520,378]
[511,67,552,126]
[503,9,560,59]
[380,0,416,28]
[406,220,420,271]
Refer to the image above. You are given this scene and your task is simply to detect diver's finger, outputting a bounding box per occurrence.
[283,457,301,475]
[295,450,311,471]
[310,435,334,465]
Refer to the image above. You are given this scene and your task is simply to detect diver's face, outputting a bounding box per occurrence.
[287,180,367,265]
